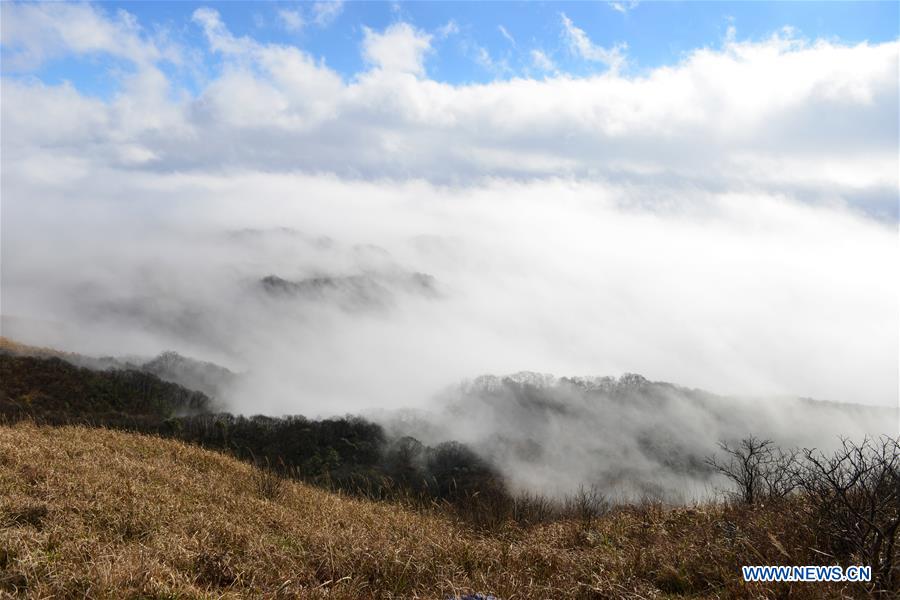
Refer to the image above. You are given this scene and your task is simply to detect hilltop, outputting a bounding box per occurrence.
[390,371,896,500]
[0,423,876,599]
[0,337,234,401]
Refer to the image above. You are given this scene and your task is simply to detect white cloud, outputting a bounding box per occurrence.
[498,24,516,47]
[1,79,108,147]
[609,1,639,14]
[278,9,304,33]
[530,49,556,72]
[192,7,254,55]
[560,12,627,72]
[6,12,895,214]
[468,43,510,76]
[0,2,180,70]
[311,1,344,27]
[361,22,432,75]
[436,20,459,39]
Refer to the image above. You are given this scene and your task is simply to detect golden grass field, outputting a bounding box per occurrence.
[0,423,878,599]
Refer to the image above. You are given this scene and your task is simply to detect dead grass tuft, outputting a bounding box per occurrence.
[2,504,48,529]
[252,463,285,502]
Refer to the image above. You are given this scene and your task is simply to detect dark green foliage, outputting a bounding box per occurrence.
[425,441,500,500]
[0,353,507,514]
[382,436,427,489]
[169,413,388,488]
[0,354,210,424]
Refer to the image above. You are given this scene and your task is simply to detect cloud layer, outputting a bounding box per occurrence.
[2,171,896,411]
[2,5,897,214]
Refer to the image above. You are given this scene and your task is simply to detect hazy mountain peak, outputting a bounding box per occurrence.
[463,371,653,394]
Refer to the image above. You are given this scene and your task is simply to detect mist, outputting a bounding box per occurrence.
[380,373,896,500]
[2,172,897,415]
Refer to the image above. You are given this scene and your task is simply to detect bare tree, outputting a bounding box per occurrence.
[706,436,797,505]
[563,483,609,529]
[760,445,800,500]
[795,436,900,591]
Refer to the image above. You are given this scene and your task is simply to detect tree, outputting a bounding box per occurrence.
[705,436,798,505]
[795,436,900,591]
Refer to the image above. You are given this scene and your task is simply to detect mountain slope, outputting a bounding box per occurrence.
[0,423,879,599]
[0,353,211,424]
[0,336,234,401]
[389,372,897,500]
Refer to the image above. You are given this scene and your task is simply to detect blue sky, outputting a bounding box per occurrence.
[5,1,899,97]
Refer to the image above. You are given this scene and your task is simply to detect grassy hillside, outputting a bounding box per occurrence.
[0,352,501,510]
[0,423,878,599]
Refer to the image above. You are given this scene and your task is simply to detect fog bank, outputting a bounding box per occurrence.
[2,173,897,414]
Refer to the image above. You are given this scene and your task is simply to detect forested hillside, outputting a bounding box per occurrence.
[0,351,502,511]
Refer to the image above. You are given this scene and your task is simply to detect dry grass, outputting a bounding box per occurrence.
[0,424,879,599]
[0,337,80,362]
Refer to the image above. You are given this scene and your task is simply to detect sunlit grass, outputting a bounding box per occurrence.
[0,423,879,599]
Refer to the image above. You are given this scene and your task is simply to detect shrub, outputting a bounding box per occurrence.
[795,436,900,591]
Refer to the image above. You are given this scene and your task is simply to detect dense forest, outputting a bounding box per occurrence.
[0,352,502,508]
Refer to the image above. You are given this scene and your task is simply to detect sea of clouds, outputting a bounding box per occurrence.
[2,4,897,420]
